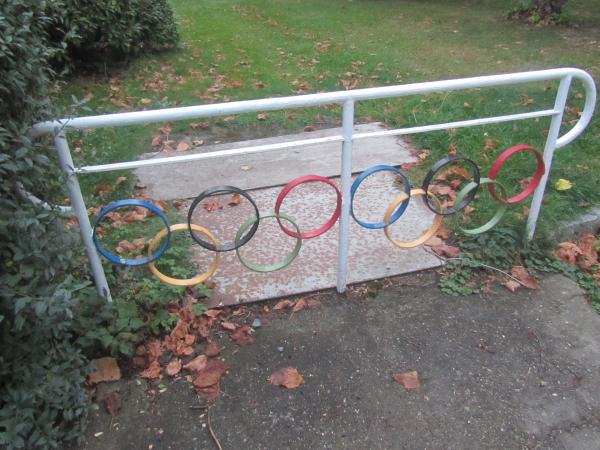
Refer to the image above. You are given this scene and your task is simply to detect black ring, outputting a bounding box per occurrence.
[187,186,260,252]
[421,155,480,215]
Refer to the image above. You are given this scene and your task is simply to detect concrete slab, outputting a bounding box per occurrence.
[135,123,416,200]
[184,170,441,306]
[80,272,600,450]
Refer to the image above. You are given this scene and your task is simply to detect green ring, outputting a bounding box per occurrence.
[235,212,302,272]
[454,178,508,235]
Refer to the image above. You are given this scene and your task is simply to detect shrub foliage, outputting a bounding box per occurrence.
[0,1,179,448]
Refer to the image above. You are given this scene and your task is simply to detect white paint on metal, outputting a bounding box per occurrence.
[337,99,354,293]
[32,68,597,300]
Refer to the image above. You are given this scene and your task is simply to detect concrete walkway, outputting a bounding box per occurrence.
[134,123,442,305]
[81,272,600,450]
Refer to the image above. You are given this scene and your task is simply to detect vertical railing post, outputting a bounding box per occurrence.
[526,75,572,240]
[337,99,355,293]
[54,131,112,300]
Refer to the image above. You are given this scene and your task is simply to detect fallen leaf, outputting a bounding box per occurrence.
[484,137,497,150]
[273,300,293,310]
[192,360,229,388]
[115,176,127,185]
[146,339,164,362]
[292,299,307,313]
[183,355,207,372]
[448,144,458,155]
[104,392,122,416]
[303,126,317,132]
[230,325,255,346]
[503,280,521,293]
[228,193,241,206]
[202,200,223,212]
[140,98,152,105]
[555,242,582,265]
[392,370,420,390]
[431,244,460,258]
[424,236,443,247]
[555,178,573,191]
[221,321,237,331]
[159,122,172,135]
[165,358,182,377]
[257,112,267,121]
[176,141,191,152]
[115,240,136,254]
[192,139,204,146]
[190,121,209,129]
[135,182,147,189]
[435,223,451,240]
[139,360,161,379]
[89,357,122,385]
[269,367,304,388]
[511,265,538,289]
[205,341,221,357]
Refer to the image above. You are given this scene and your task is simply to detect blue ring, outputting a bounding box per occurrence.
[92,199,171,266]
[350,165,411,229]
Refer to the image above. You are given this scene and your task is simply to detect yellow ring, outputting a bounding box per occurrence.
[148,223,220,287]
[383,188,443,248]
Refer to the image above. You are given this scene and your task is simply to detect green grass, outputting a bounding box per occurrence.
[58,0,600,236]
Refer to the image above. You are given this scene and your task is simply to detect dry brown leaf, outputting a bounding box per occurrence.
[503,280,521,293]
[190,121,209,129]
[448,144,458,155]
[431,244,461,258]
[273,300,293,310]
[202,200,223,212]
[511,265,538,289]
[192,360,229,389]
[269,367,304,388]
[104,391,122,416]
[555,242,582,265]
[230,325,255,346]
[484,137,497,150]
[115,240,136,254]
[165,358,182,377]
[139,360,161,379]
[89,357,121,385]
[292,299,307,313]
[424,236,443,247]
[228,193,241,207]
[176,141,191,152]
[221,321,237,331]
[303,126,317,132]
[392,370,420,390]
[203,309,222,318]
[195,383,221,401]
[183,355,208,373]
[257,112,267,121]
[146,339,163,363]
[205,341,221,357]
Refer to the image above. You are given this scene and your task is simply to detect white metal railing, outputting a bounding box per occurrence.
[33,68,597,301]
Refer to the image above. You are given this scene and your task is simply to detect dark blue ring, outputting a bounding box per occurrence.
[350,165,411,229]
[92,199,171,266]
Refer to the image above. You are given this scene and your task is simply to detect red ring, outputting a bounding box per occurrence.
[488,144,545,204]
[275,175,342,239]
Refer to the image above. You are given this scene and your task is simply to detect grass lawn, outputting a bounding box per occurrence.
[59,0,600,248]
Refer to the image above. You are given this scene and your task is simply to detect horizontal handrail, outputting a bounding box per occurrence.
[34,68,596,152]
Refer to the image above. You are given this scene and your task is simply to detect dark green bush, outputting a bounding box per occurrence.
[46,0,180,70]
[0,0,179,448]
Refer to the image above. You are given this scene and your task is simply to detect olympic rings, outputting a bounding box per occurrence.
[421,155,481,215]
[383,189,443,248]
[235,212,302,272]
[351,165,411,229]
[275,175,341,239]
[488,144,545,204]
[93,199,171,266]
[188,185,260,252]
[453,178,508,235]
[148,224,220,287]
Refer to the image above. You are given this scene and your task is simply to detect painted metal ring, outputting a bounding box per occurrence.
[92,199,171,266]
[148,223,220,287]
[453,178,509,235]
[188,185,260,252]
[235,212,302,272]
[350,165,411,229]
[488,144,545,204]
[383,188,443,248]
[421,155,481,215]
[275,175,341,239]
